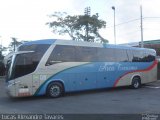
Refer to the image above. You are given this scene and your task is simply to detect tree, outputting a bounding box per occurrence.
[0,45,7,60]
[0,45,6,76]
[46,12,108,43]
[9,37,22,52]
[0,46,4,60]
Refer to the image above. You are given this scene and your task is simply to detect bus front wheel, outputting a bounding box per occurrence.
[131,77,141,89]
[46,82,64,98]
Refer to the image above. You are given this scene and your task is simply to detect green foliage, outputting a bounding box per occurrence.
[47,12,108,43]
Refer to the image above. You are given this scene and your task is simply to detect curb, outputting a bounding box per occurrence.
[145,80,160,86]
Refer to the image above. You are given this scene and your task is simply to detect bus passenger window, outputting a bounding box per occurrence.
[97,48,116,62]
[114,49,128,62]
[75,46,97,62]
[46,45,76,65]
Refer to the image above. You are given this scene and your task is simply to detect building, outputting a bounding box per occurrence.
[139,40,160,56]
[120,39,160,56]
[121,39,160,80]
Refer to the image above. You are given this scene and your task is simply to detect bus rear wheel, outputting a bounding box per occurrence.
[47,82,64,98]
[131,77,141,89]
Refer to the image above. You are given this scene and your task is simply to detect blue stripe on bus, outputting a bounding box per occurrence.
[34,62,154,96]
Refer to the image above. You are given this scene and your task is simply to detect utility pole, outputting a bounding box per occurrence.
[112,6,116,45]
[140,5,144,48]
[84,7,91,42]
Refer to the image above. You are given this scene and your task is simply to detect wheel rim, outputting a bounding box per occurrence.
[133,81,139,88]
[50,85,61,97]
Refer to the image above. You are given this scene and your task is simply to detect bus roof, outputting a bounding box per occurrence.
[22,39,56,45]
[21,39,156,52]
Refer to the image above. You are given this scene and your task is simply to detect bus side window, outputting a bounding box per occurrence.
[115,49,128,62]
[144,51,155,62]
[97,48,116,62]
[126,50,134,62]
[75,46,97,62]
[132,50,144,62]
[132,50,155,62]
[46,45,76,66]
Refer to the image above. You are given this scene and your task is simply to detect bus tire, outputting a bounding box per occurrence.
[46,82,64,98]
[131,77,141,89]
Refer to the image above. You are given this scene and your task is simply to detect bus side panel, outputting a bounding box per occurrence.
[49,64,98,92]
[141,64,157,84]
[73,72,97,91]
[34,60,157,96]
[114,61,157,87]
[96,63,115,88]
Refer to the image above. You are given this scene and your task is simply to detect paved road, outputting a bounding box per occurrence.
[0,78,160,114]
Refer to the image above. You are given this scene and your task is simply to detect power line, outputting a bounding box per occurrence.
[106,17,160,28]
[106,15,160,39]
[106,18,140,28]
[144,17,160,19]
[117,29,140,37]
[116,18,140,26]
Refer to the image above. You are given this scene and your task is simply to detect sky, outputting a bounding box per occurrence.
[0,0,160,47]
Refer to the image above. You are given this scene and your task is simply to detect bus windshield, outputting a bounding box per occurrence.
[6,44,50,81]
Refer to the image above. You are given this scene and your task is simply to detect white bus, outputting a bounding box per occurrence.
[5,39,157,98]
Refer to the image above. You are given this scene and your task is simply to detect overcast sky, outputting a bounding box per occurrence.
[0,0,160,47]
